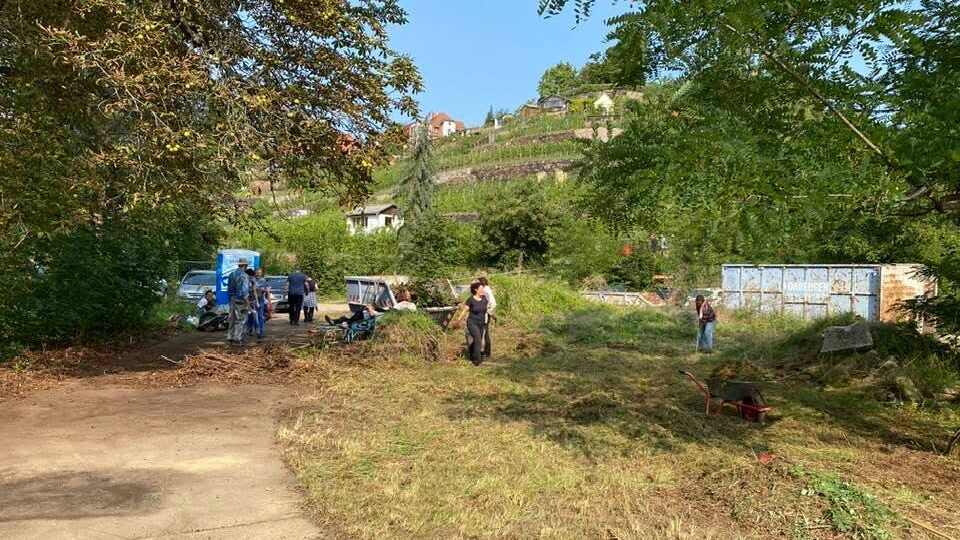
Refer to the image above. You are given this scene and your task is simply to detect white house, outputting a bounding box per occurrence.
[345,204,403,234]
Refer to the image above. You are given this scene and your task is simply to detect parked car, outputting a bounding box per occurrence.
[265,275,289,313]
[176,270,217,304]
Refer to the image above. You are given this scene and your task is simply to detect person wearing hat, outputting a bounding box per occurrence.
[226,257,252,344]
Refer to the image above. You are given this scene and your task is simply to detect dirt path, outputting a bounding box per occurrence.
[0,316,342,539]
[0,383,322,539]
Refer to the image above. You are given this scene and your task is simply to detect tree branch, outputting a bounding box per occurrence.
[720,21,897,171]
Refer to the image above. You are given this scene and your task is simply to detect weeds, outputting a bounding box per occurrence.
[281,277,960,539]
[790,465,896,540]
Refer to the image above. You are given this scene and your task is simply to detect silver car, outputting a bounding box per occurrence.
[264,275,289,312]
[176,270,217,303]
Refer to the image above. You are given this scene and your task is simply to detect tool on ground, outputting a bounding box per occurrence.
[678,370,771,422]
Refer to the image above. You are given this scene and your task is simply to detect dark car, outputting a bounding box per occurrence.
[264,275,289,313]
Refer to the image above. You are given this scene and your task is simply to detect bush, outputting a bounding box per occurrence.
[399,213,461,279]
[480,184,563,268]
[607,248,658,290]
[546,217,619,285]
[403,278,457,308]
[232,211,399,295]
[493,274,587,327]
[0,207,218,345]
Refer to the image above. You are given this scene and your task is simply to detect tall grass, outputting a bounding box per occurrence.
[492,274,588,328]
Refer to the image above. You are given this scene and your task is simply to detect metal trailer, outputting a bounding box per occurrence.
[345,275,408,314]
[721,264,937,323]
[345,275,459,327]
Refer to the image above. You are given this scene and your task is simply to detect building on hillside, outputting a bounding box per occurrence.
[345,204,403,234]
[519,103,541,119]
[538,95,571,115]
[403,112,466,143]
[593,92,615,115]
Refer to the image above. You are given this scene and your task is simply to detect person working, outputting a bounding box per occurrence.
[226,258,252,345]
[452,281,496,366]
[325,304,382,327]
[695,294,717,353]
[196,290,216,318]
[286,268,307,325]
[477,276,496,358]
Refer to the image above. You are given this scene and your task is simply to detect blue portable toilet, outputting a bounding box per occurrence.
[215,249,261,306]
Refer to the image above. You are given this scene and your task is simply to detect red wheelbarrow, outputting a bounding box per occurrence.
[679,370,771,422]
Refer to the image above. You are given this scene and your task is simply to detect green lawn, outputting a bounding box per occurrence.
[280,284,960,539]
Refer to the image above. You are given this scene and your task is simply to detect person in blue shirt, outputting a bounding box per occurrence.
[246,268,268,341]
[225,258,252,344]
[285,268,307,326]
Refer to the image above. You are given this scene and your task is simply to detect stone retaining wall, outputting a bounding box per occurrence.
[436,159,578,185]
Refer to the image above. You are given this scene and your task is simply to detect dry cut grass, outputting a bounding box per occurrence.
[279,307,960,540]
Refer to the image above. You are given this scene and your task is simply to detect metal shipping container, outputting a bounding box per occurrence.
[721,264,936,322]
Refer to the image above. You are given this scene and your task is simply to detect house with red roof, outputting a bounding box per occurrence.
[403,111,465,142]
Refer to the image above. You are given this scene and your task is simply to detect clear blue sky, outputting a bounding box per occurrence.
[388,0,628,127]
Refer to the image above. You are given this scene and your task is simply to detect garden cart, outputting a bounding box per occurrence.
[678,370,771,422]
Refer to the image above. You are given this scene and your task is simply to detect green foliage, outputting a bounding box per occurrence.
[233,211,396,295]
[480,184,563,268]
[403,279,457,308]
[398,123,436,225]
[546,217,619,285]
[608,248,657,290]
[484,107,496,128]
[1,0,421,346]
[545,0,960,321]
[493,274,588,327]
[790,466,895,540]
[399,213,461,279]
[537,62,579,97]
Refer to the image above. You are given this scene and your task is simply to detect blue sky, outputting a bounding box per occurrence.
[388,0,629,126]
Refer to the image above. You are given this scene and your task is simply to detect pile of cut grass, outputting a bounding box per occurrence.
[282,278,960,539]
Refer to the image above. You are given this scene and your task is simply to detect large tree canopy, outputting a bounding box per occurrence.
[537,62,578,97]
[0,0,422,344]
[542,0,960,326]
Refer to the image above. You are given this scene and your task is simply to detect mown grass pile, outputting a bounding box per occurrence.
[281,276,960,539]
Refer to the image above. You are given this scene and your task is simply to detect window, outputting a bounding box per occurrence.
[384,216,393,227]
[353,216,368,229]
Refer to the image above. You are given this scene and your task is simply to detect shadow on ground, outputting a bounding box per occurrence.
[444,305,957,456]
[0,469,168,522]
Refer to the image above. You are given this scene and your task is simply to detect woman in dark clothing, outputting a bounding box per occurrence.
[453,281,495,366]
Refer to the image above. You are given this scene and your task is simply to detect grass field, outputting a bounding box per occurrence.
[280,278,960,539]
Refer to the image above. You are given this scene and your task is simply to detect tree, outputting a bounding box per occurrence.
[481,185,563,268]
[577,54,617,85]
[541,0,960,310]
[399,214,460,280]
[0,0,422,345]
[484,107,496,127]
[397,123,436,226]
[537,62,578,97]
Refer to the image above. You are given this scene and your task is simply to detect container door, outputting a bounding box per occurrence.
[828,267,854,316]
[805,267,830,319]
[742,267,762,311]
[852,267,880,321]
[761,267,784,314]
[721,267,742,310]
[783,268,806,318]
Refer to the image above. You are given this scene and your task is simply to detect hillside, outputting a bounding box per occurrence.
[370,97,634,213]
